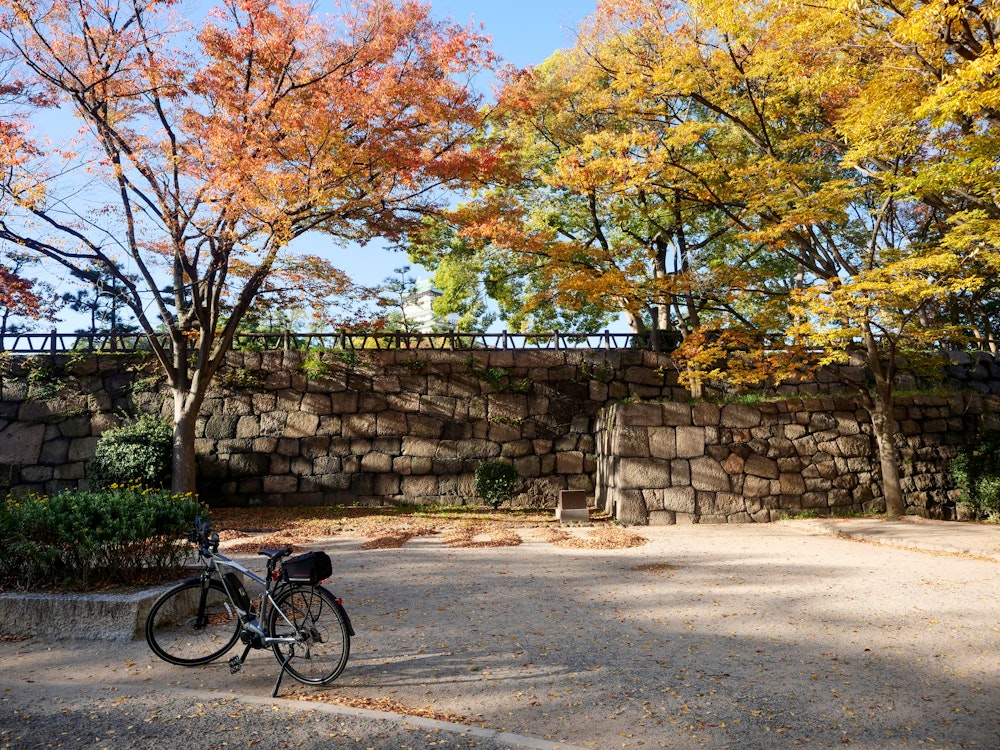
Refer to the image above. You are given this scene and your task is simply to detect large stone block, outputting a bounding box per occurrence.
[259,411,287,436]
[501,439,534,458]
[204,414,239,439]
[744,453,779,479]
[722,453,745,474]
[648,510,676,525]
[285,411,319,438]
[619,403,666,427]
[614,489,649,525]
[401,475,440,497]
[276,389,302,412]
[690,456,730,492]
[671,458,691,485]
[39,438,70,466]
[488,422,524,443]
[617,457,671,490]
[227,452,270,476]
[68,436,99,462]
[300,393,331,415]
[513,454,541,478]
[330,392,359,414]
[457,439,501,459]
[556,450,585,474]
[691,401,720,426]
[705,492,746,516]
[58,416,92,438]
[377,411,408,437]
[661,485,696,513]
[676,426,705,459]
[361,452,393,473]
[402,437,437,457]
[660,402,693,426]
[611,426,649,457]
[407,414,445,438]
[720,404,761,428]
[422,394,458,419]
[836,435,872,457]
[779,472,807,495]
[743,474,773,497]
[342,413,376,438]
[222,394,254,415]
[236,415,260,439]
[0,423,45,464]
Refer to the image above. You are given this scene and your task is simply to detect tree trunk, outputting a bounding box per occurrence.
[870,398,905,517]
[861,322,905,517]
[171,390,201,496]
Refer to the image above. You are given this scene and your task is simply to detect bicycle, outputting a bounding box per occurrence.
[145,517,354,697]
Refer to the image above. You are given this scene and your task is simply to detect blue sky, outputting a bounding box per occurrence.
[433,1,596,69]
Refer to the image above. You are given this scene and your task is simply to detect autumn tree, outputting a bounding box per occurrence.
[0,252,54,336]
[580,0,1000,516]
[423,45,734,342]
[449,0,998,516]
[0,0,494,493]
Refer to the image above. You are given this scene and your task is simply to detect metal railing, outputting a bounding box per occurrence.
[0,329,653,354]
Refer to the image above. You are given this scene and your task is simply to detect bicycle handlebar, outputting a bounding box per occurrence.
[190,516,219,554]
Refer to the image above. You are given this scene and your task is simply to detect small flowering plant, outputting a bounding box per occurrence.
[0,484,206,590]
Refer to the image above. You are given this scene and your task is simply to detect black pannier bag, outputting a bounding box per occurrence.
[282,551,333,584]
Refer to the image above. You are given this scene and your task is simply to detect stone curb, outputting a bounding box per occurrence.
[782,517,1000,561]
[0,581,177,641]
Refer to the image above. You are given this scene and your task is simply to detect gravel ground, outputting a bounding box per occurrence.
[2,521,999,749]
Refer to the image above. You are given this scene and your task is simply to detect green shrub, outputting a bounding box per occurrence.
[301,350,332,380]
[951,433,1000,521]
[0,486,205,589]
[475,460,519,509]
[89,413,172,488]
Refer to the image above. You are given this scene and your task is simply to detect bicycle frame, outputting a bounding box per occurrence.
[187,538,321,696]
[197,549,299,649]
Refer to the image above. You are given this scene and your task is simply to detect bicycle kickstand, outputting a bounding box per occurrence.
[271,650,295,698]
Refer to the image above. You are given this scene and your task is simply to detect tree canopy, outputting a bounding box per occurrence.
[421,0,1000,515]
[0,0,495,491]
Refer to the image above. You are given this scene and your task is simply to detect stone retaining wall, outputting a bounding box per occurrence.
[4,348,1000,517]
[595,395,1000,523]
[0,348,684,505]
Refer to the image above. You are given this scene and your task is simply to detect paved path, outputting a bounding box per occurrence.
[2,518,999,749]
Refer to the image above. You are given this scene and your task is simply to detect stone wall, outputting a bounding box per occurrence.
[5,348,1000,517]
[595,394,1000,524]
[0,348,684,505]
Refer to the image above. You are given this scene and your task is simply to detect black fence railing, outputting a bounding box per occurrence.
[0,329,656,354]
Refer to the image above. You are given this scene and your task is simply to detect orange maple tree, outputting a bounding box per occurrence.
[0,0,494,492]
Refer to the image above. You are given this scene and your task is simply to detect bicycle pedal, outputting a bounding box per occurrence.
[228,656,242,674]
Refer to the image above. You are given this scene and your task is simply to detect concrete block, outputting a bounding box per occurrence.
[556,489,589,522]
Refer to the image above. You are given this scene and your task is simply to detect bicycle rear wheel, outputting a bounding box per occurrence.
[145,579,241,666]
[267,585,350,685]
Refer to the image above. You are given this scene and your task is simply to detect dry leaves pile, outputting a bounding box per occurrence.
[359,523,438,550]
[536,525,647,549]
[209,507,644,551]
[286,690,480,726]
[442,524,523,548]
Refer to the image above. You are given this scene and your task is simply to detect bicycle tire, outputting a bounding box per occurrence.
[267,585,350,685]
[145,579,241,666]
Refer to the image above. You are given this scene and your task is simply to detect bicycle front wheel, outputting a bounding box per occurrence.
[267,585,350,685]
[145,579,241,666]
